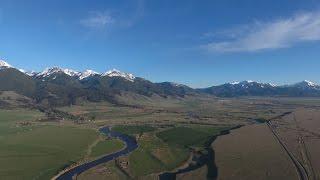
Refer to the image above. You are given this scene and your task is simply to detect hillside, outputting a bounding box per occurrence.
[1,60,320,107]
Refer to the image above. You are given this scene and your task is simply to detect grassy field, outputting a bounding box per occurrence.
[128,131,189,177]
[57,96,320,127]
[129,148,166,176]
[0,109,100,180]
[124,125,231,177]
[78,160,128,180]
[90,139,125,158]
[77,125,190,179]
[57,102,155,122]
[112,125,156,136]
[0,109,45,137]
[157,125,229,149]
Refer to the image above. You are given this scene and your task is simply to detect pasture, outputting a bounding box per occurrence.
[90,138,125,159]
[0,109,99,180]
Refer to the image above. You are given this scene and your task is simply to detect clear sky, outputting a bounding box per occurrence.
[1,0,320,87]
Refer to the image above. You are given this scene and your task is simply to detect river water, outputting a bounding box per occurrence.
[56,127,138,180]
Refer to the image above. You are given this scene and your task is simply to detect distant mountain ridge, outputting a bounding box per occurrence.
[200,80,320,97]
[1,59,320,106]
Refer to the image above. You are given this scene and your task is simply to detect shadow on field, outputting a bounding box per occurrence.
[159,126,242,180]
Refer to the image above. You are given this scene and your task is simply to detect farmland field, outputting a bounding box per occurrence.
[90,138,125,159]
[271,108,320,180]
[112,125,156,136]
[0,125,99,179]
[78,124,231,179]
[157,125,230,149]
[122,125,231,178]
[212,124,299,180]
[77,160,128,180]
[127,128,190,177]
[53,97,320,179]
[0,109,100,180]
[1,97,320,180]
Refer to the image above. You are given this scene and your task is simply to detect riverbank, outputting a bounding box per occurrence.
[53,127,138,180]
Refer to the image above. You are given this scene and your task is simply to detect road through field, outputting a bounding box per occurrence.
[54,127,138,180]
[267,120,309,180]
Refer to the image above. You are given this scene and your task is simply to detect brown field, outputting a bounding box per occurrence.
[212,124,299,180]
[271,108,320,180]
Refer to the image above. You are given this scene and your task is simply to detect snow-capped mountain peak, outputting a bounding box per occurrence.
[103,69,135,82]
[230,81,240,85]
[25,70,38,76]
[229,80,255,85]
[267,83,277,87]
[226,80,277,89]
[238,80,257,88]
[292,80,318,89]
[0,60,12,69]
[302,80,317,87]
[37,67,62,77]
[244,80,254,83]
[79,70,99,80]
[37,67,80,78]
[63,69,81,77]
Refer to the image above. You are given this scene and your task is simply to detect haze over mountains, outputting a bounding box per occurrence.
[1,59,320,106]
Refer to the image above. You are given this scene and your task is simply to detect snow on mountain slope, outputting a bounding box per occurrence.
[291,80,319,89]
[63,69,81,77]
[37,67,80,78]
[0,60,38,77]
[24,71,37,76]
[0,60,12,69]
[226,80,276,88]
[103,69,135,82]
[35,67,135,82]
[33,66,136,82]
[300,80,317,87]
[79,70,99,80]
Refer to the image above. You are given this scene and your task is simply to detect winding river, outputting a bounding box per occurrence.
[56,127,138,180]
[56,125,242,180]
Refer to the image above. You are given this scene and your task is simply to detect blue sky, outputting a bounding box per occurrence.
[1,0,320,87]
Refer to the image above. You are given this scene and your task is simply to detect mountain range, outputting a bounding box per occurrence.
[1,60,319,107]
[201,80,320,97]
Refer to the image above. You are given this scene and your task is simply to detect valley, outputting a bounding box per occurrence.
[2,90,320,179]
[1,61,320,180]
